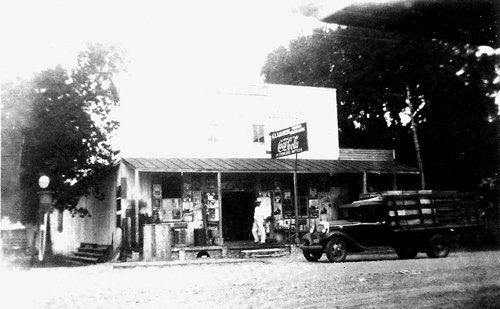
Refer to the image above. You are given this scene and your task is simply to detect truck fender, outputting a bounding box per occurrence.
[324,231,368,253]
[301,233,314,245]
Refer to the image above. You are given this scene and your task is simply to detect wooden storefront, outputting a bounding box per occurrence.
[119,155,422,261]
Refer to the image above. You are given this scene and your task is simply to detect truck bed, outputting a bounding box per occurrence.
[383,191,482,230]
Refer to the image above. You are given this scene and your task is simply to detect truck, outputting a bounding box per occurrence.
[300,190,484,262]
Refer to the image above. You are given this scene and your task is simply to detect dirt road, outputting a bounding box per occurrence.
[1,249,499,308]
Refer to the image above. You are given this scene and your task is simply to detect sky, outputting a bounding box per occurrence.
[0,1,350,85]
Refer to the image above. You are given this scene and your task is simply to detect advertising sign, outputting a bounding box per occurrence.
[270,122,309,158]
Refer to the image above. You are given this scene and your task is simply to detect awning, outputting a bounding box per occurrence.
[122,157,421,174]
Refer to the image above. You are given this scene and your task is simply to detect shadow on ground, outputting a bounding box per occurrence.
[464,285,500,309]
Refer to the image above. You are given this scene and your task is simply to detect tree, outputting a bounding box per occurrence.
[262,27,499,191]
[1,78,35,221]
[1,43,126,223]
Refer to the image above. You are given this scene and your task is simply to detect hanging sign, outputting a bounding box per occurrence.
[270,122,309,159]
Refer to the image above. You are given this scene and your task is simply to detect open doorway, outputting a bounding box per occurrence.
[221,191,255,241]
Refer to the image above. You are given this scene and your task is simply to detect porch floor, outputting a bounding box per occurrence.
[223,240,290,250]
[222,240,291,259]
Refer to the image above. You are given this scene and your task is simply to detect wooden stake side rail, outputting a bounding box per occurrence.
[383,191,482,230]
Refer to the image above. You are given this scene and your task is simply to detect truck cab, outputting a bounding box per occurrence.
[334,200,393,247]
[302,196,393,262]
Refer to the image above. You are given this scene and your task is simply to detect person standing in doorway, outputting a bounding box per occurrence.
[252,197,266,243]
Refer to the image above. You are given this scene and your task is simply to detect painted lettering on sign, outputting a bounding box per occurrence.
[270,123,308,158]
[277,136,299,153]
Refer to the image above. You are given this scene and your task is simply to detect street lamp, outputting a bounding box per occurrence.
[38,175,50,189]
[37,175,52,262]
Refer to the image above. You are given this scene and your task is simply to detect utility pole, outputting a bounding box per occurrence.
[406,84,426,190]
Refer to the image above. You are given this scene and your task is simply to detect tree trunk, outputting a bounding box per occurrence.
[406,85,426,189]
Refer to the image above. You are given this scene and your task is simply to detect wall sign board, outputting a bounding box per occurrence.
[270,122,309,159]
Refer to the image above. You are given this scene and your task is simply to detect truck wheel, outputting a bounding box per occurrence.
[395,245,418,259]
[426,234,450,258]
[303,251,323,262]
[325,237,347,262]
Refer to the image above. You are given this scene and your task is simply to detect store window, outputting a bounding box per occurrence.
[253,124,265,143]
[152,175,183,222]
[116,185,122,228]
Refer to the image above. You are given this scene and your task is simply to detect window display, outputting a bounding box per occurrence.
[162,198,182,221]
[193,191,203,221]
[150,173,221,247]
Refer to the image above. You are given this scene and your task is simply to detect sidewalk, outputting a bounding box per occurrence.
[113,245,302,268]
[112,257,273,269]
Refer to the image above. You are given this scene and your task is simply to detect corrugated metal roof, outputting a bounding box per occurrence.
[339,149,394,161]
[122,158,421,174]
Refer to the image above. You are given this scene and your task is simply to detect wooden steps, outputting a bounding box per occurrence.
[65,243,111,265]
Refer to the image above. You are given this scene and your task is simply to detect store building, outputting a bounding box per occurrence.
[48,83,421,261]
[115,84,420,260]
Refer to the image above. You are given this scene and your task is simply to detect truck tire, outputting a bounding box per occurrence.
[426,234,450,258]
[325,237,347,262]
[395,245,418,259]
[303,251,323,262]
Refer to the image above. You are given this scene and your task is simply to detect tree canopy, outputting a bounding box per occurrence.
[1,43,126,222]
[262,27,499,191]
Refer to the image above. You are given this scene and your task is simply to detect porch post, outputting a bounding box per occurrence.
[134,169,140,248]
[392,173,398,190]
[294,153,299,244]
[362,173,368,194]
[217,172,223,246]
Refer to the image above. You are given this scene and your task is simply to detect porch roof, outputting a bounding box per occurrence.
[122,157,421,175]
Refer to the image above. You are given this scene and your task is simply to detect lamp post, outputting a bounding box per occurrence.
[37,175,52,262]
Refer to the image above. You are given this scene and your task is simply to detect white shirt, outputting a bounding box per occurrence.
[254,205,267,222]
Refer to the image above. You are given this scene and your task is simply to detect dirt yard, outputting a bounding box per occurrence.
[1,248,500,308]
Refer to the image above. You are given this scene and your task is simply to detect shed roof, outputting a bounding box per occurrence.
[122,157,421,174]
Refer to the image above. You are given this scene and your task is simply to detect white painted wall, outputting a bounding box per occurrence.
[118,83,339,160]
[49,172,118,255]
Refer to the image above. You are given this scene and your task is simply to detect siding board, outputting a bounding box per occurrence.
[339,148,395,161]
